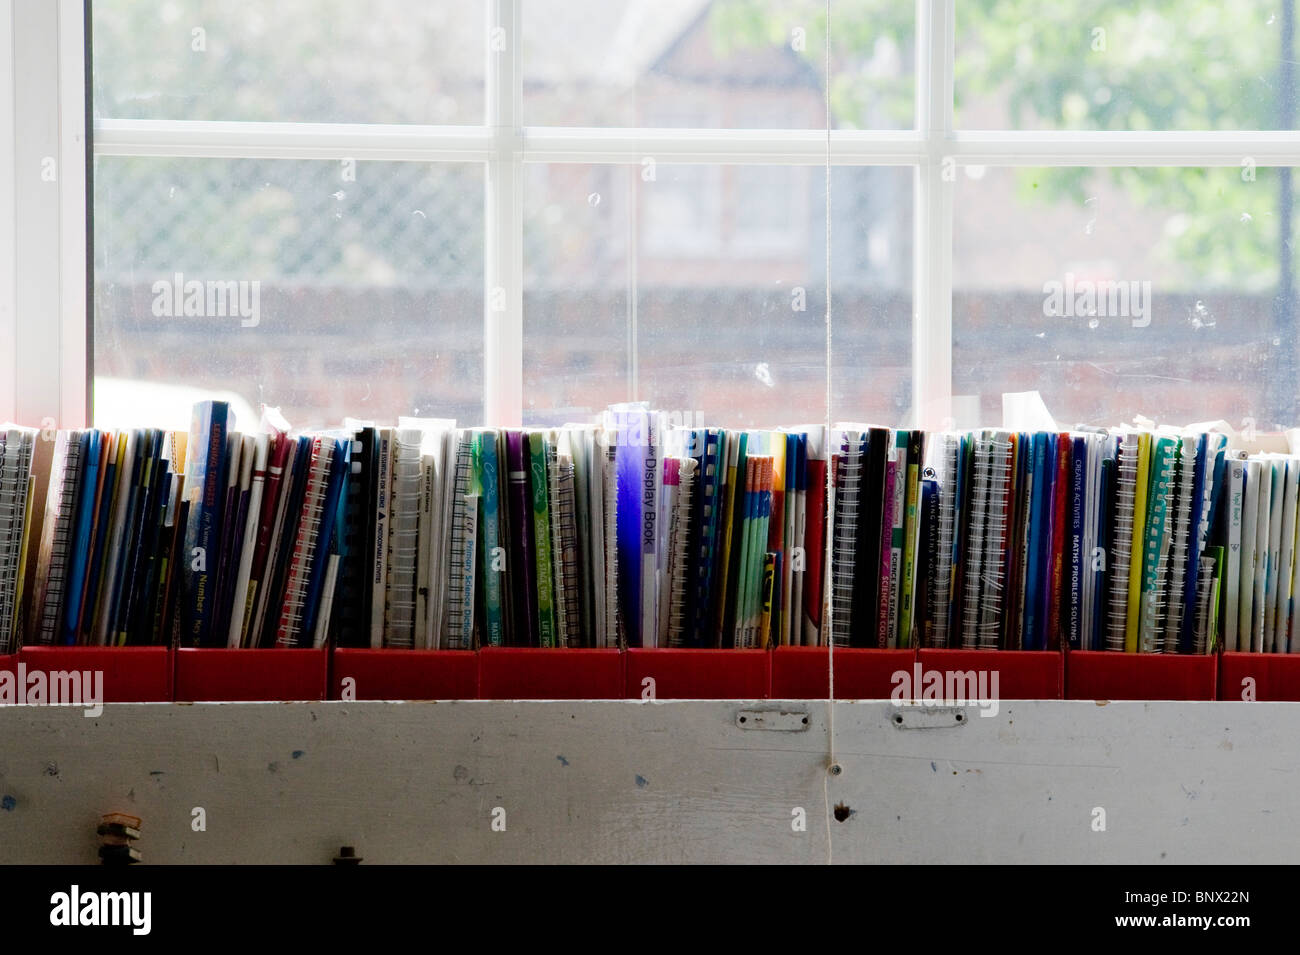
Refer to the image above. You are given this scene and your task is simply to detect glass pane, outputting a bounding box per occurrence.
[522,162,911,427]
[523,162,833,427]
[92,0,485,124]
[956,0,1297,130]
[831,166,914,425]
[953,165,1295,426]
[93,158,484,429]
[523,0,913,129]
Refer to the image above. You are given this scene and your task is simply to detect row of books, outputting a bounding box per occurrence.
[2,406,1299,655]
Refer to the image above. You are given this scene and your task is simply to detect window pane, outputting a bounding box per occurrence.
[93,158,484,429]
[831,167,914,425]
[522,162,911,428]
[522,162,830,427]
[956,0,1297,130]
[953,165,1295,426]
[523,0,913,129]
[92,0,485,124]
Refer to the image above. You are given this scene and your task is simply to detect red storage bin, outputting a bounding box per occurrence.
[770,646,915,699]
[919,648,1063,701]
[1219,652,1300,701]
[174,647,328,702]
[624,648,769,700]
[331,648,478,700]
[1066,649,1217,701]
[478,647,623,700]
[19,645,172,703]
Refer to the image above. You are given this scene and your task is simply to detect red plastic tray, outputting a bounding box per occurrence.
[919,648,1063,701]
[770,646,916,699]
[174,647,328,702]
[624,648,769,700]
[18,645,172,703]
[1219,652,1300,702]
[1066,650,1217,701]
[478,647,623,700]
[331,648,478,700]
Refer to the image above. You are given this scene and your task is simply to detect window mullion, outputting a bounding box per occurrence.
[913,0,954,431]
[484,0,522,428]
[0,0,15,422]
[11,0,83,429]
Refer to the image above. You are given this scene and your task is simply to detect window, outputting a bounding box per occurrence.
[4,2,1298,435]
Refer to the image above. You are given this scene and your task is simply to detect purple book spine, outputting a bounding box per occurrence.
[506,431,538,647]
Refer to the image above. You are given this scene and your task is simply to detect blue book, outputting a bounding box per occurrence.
[1021,432,1047,650]
[691,431,722,649]
[181,402,231,647]
[1068,435,1087,649]
[613,405,650,647]
[300,438,349,646]
[61,431,100,644]
[1038,431,1057,650]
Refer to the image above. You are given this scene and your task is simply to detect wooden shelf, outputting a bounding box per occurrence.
[0,699,1294,863]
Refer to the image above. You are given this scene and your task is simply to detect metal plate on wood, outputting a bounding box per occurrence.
[735,708,811,731]
[890,704,969,729]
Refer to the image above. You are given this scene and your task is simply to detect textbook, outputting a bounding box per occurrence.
[180,402,231,647]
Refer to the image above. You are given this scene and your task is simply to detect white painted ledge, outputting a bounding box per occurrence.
[0,700,1294,864]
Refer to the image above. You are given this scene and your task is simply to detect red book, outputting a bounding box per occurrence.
[804,456,828,643]
[242,429,292,645]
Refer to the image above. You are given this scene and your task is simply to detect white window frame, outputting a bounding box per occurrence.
[11,0,1300,430]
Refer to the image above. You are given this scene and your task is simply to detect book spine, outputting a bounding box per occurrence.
[369,429,392,648]
[1223,455,1245,651]
[182,404,228,647]
[1047,434,1070,651]
[477,432,504,648]
[665,457,697,647]
[878,456,897,648]
[505,432,537,647]
[443,440,476,649]
[640,413,660,647]
[1068,437,1086,650]
[530,434,556,647]
[899,435,922,649]
[35,432,82,646]
[803,453,827,645]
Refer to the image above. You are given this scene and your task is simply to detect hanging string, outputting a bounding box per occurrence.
[822,0,836,867]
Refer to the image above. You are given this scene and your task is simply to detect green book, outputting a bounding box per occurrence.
[1138,436,1178,652]
[528,432,556,647]
[474,430,504,647]
[1205,544,1225,654]
[719,432,749,645]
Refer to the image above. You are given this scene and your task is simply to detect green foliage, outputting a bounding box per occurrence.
[719,0,1295,288]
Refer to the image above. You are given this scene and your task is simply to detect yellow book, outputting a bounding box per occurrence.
[12,472,38,643]
[1125,432,1151,652]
